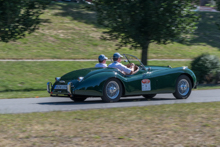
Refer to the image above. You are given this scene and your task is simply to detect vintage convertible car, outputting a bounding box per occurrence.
[47,54,197,102]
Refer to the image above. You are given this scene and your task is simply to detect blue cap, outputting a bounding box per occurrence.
[98,54,108,62]
[113,52,123,59]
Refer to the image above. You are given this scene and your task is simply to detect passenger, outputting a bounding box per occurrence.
[95,54,108,68]
[108,52,134,74]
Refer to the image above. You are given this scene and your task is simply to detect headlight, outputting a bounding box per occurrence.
[55,77,61,81]
[77,77,84,82]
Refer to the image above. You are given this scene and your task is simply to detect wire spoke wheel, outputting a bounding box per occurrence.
[173,75,192,99]
[178,79,190,96]
[102,78,122,103]
[106,81,120,99]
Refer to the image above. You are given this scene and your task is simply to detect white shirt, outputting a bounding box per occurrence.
[95,63,107,68]
[108,61,131,74]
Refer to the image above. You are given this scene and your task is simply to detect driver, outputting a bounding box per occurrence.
[108,52,135,74]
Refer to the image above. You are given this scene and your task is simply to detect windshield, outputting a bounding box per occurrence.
[123,54,146,70]
[109,54,146,70]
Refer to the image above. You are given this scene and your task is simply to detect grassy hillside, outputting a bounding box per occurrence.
[0,3,219,59]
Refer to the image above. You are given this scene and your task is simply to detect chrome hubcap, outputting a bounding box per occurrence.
[178,79,189,96]
[106,81,119,99]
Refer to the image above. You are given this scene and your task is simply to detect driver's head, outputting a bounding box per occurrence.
[113,52,123,62]
[98,54,108,63]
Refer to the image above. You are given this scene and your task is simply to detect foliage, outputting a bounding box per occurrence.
[191,54,220,83]
[0,0,51,42]
[215,0,220,10]
[94,0,199,65]
[0,4,218,60]
[215,0,220,30]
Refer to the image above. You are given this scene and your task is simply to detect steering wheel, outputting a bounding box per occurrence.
[125,63,136,75]
[126,63,134,68]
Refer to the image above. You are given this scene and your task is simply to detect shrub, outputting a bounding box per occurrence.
[216,0,220,11]
[191,54,220,83]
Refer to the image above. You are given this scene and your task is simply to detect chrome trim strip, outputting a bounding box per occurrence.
[47,82,52,93]
[67,82,72,94]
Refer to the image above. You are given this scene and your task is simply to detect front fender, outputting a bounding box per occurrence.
[74,72,122,96]
[182,67,197,88]
[172,67,197,88]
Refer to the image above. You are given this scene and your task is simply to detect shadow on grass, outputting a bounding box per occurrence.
[181,12,220,50]
[40,18,52,24]
[49,2,103,28]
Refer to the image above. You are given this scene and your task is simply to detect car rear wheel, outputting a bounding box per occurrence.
[70,95,87,102]
[101,78,122,103]
[142,94,156,99]
[173,75,192,99]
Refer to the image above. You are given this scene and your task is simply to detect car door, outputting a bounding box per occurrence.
[124,69,158,95]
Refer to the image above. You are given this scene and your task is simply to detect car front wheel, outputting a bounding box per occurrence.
[101,78,122,103]
[173,75,192,99]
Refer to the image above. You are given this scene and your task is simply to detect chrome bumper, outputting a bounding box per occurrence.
[47,82,52,93]
[67,82,72,94]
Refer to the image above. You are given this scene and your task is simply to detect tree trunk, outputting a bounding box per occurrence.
[200,0,209,6]
[141,41,150,65]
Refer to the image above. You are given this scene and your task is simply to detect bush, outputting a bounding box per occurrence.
[216,0,220,11]
[191,54,220,83]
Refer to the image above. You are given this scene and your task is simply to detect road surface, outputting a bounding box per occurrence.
[0,89,219,114]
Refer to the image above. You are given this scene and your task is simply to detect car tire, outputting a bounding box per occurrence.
[101,78,123,103]
[173,75,192,99]
[70,95,87,102]
[142,94,156,99]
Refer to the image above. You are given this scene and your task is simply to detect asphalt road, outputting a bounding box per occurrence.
[0,89,219,114]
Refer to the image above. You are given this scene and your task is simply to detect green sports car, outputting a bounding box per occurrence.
[47,54,197,102]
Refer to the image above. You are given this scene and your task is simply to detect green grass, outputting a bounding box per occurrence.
[1,102,220,146]
[0,3,220,59]
[197,85,220,90]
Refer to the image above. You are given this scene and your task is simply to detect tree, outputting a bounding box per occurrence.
[216,0,220,11]
[0,0,51,42]
[95,0,199,65]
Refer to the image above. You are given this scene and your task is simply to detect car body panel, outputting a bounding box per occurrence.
[47,54,196,98]
[49,66,196,97]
